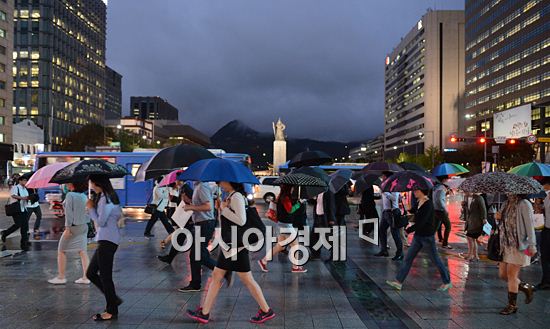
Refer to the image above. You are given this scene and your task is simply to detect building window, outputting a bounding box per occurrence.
[0,45,5,55]
[0,81,5,89]
[0,133,4,143]
[0,116,4,125]
[0,28,5,39]
[0,10,6,21]
[0,63,5,73]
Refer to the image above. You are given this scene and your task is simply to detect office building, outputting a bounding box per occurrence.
[105,66,122,120]
[463,0,550,140]
[131,96,179,121]
[13,0,107,150]
[349,135,383,162]
[384,10,465,159]
[0,0,14,173]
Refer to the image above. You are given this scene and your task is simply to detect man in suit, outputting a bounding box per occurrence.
[310,190,336,259]
[538,178,550,290]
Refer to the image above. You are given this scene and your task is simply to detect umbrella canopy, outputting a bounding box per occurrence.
[288,150,332,168]
[380,170,435,192]
[291,167,330,198]
[353,173,381,195]
[177,158,259,184]
[361,162,403,174]
[20,171,35,180]
[50,159,130,184]
[398,162,427,172]
[138,144,216,181]
[329,169,353,193]
[134,156,153,182]
[159,169,184,186]
[274,173,328,187]
[27,162,71,188]
[459,172,543,194]
[432,163,469,177]
[508,162,550,177]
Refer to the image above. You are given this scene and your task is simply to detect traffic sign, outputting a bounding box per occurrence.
[538,137,550,143]
[494,136,507,144]
[526,135,537,144]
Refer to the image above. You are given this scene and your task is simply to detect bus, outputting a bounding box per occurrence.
[34,152,156,207]
[208,149,252,168]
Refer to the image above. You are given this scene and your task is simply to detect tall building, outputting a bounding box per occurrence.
[463,0,550,140]
[384,10,465,159]
[131,96,179,121]
[13,0,107,150]
[105,66,122,120]
[0,0,14,173]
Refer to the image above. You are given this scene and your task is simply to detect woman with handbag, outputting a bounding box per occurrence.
[48,181,91,285]
[187,181,275,324]
[143,177,174,238]
[258,184,308,273]
[85,175,123,321]
[494,195,537,315]
[1,176,30,251]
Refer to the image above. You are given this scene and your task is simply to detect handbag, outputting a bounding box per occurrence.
[144,190,158,215]
[4,186,23,217]
[487,229,502,261]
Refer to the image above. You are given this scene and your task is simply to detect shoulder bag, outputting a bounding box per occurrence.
[5,186,23,217]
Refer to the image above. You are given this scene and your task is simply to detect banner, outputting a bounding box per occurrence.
[493,104,532,138]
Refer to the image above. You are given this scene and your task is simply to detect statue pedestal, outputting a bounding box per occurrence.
[273,140,287,174]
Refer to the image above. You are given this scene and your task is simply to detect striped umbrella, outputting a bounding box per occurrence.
[508,162,550,177]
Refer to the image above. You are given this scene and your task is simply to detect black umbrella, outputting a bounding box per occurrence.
[288,150,332,168]
[353,173,381,195]
[50,159,129,184]
[398,162,427,172]
[380,171,435,192]
[20,171,35,180]
[292,167,330,198]
[274,173,328,199]
[137,144,216,181]
[361,161,404,174]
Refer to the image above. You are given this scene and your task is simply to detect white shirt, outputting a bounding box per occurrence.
[10,184,29,212]
[316,193,325,215]
[152,185,169,212]
[382,192,399,210]
[168,187,180,208]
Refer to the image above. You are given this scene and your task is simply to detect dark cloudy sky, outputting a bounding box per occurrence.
[106,0,463,142]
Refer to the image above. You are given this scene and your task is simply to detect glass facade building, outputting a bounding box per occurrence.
[105,65,121,120]
[463,0,550,137]
[130,96,179,121]
[13,0,106,150]
[0,0,14,172]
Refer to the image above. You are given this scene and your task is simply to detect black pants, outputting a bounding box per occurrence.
[310,214,327,257]
[435,210,451,246]
[335,215,346,226]
[379,210,402,256]
[27,206,43,231]
[540,228,550,285]
[4,211,29,248]
[164,223,194,262]
[144,210,174,235]
[87,240,119,315]
[190,220,217,288]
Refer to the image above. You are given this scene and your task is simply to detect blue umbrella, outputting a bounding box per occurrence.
[432,163,469,177]
[177,158,260,184]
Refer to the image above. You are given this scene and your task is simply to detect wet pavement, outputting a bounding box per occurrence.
[0,189,549,329]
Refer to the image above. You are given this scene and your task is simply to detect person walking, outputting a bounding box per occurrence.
[358,186,379,235]
[178,181,218,292]
[538,177,550,290]
[48,181,90,285]
[258,184,307,273]
[310,190,336,259]
[433,177,453,249]
[166,181,182,220]
[1,176,31,251]
[187,181,275,324]
[26,188,43,239]
[85,175,123,322]
[144,177,174,238]
[460,192,487,261]
[495,195,537,315]
[334,181,351,226]
[386,188,452,291]
[375,172,403,260]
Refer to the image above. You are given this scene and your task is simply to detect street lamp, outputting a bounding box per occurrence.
[116,124,122,130]
[419,131,435,167]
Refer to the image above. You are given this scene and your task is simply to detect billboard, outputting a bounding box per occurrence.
[493,104,532,138]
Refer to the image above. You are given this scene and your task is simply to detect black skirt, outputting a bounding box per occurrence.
[216,248,251,273]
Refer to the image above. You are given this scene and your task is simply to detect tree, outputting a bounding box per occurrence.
[61,124,106,151]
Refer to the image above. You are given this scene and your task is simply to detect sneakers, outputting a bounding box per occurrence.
[375,251,389,257]
[178,285,201,293]
[75,277,91,285]
[437,283,453,292]
[385,280,403,291]
[291,266,307,273]
[186,307,209,324]
[391,254,404,261]
[442,244,453,249]
[250,308,275,324]
[258,259,268,272]
[48,277,67,285]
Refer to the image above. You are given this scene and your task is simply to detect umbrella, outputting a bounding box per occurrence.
[20,171,35,180]
[177,158,259,184]
[353,173,381,195]
[134,156,153,182]
[138,144,216,181]
[432,163,469,177]
[360,162,403,174]
[459,172,543,194]
[329,169,353,193]
[159,169,184,186]
[380,170,435,192]
[398,162,427,172]
[27,162,71,188]
[50,159,130,184]
[288,150,332,168]
[274,173,328,199]
[291,167,330,198]
[508,162,550,177]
